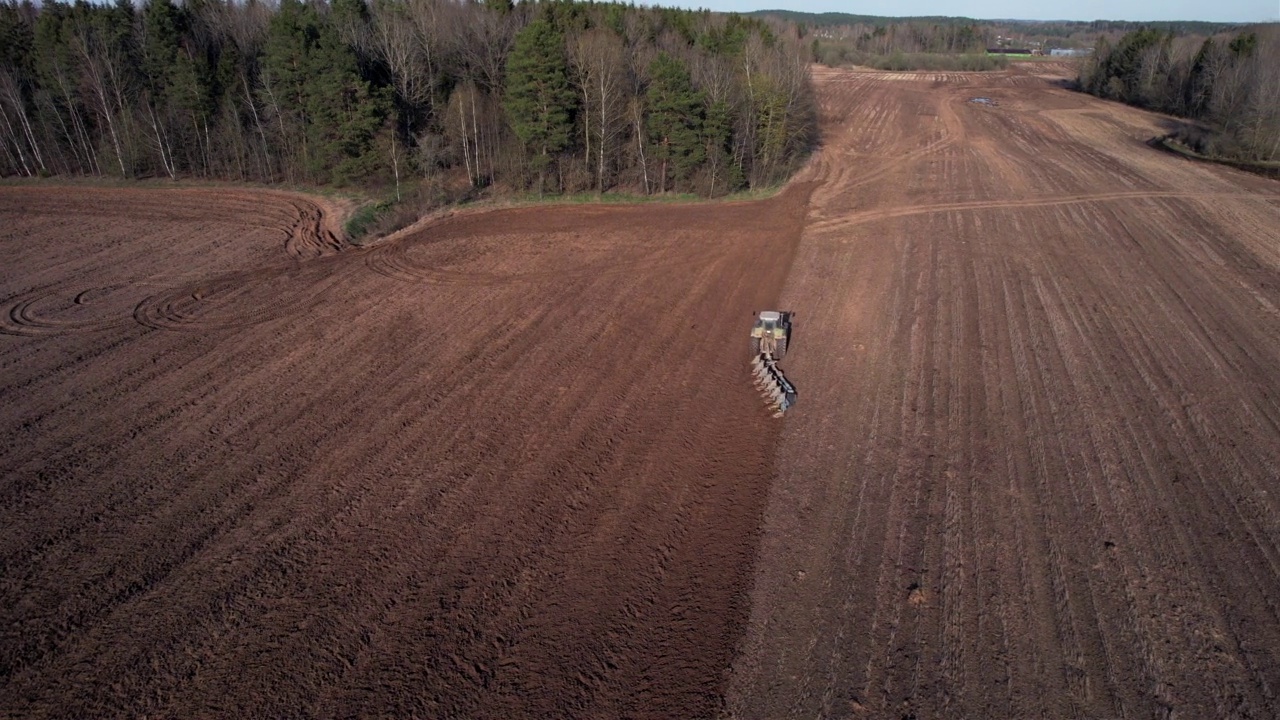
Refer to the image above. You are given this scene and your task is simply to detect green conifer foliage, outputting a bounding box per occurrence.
[2,0,819,190]
[262,0,387,185]
[504,16,576,194]
[305,9,388,184]
[0,2,34,73]
[701,99,741,195]
[645,53,703,193]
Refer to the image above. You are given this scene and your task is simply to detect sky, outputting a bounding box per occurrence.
[664,0,1280,23]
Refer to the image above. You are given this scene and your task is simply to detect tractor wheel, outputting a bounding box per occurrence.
[775,335,788,360]
[750,337,762,356]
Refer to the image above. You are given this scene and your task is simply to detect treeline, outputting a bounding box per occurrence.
[1079,26,1279,162]
[826,21,985,54]
[806,20,1004,71]
[1004,19,1239,39]
[763,10,1249,53]
[755,11,1238,38]
[808,20,987,55]
[823,51,1006,72]
[0,0,815,197]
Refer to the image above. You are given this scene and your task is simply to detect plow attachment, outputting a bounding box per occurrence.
[751,353,796,418]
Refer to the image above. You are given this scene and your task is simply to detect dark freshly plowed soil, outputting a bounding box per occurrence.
[0,184,810,718]
[730,66,1280,718]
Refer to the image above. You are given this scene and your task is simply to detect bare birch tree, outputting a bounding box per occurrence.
[570,28,626,192]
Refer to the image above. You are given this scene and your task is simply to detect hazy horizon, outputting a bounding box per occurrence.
[661,0,1279,24]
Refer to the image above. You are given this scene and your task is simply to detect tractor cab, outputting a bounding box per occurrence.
[750,310,792,360]
[755,310,782,330]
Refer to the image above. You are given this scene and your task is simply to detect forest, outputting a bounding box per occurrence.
[764,10,1244,56]
[0,0,816,202]
[1078,25,1279,163]
[805,20,1006,71]
[753,11,1238,40]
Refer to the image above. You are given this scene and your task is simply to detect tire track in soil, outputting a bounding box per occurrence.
[1,284,140,336]
[132,257,351,332]
[0,188,345,337]
[808,189,1271,234]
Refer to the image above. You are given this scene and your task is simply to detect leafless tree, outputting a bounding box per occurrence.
[70,17,132,177]
[455,3,520,95]
[570,28,627,192]
[368,0,433,115]
[0,69,46,175]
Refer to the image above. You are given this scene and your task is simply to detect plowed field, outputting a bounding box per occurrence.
[0,183,811,718]
[3,64,1280,719]
[729,67,1280,719]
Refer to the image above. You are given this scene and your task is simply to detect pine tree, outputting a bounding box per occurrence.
[504,16,576,195]
[140,0,185,177]
[0,2,33,73]
[645,53,703,193]
[261,0,314,181]
[262,0,387,185]
[0,1,44,177]
[701,98,739,196]
[305,13,389,185]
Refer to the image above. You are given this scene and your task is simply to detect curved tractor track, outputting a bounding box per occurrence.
[0,188,348,337]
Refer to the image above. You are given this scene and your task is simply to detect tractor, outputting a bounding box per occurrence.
[749,310,796,417]
[750,310,791,359]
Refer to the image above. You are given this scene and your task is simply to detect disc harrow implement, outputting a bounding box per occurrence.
[751,353,796,417]
[749,310,796,417]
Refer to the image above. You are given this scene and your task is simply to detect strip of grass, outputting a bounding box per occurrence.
[512,191,697,204]
[344,201,389,239]
[1152,135,1280,178]
[506,185,785,207]
[869,52,1007,71]
[816,45,1009,72]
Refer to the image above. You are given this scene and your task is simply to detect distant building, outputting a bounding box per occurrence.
[1050,48,1093,57]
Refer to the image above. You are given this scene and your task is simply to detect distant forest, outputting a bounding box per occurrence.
[0,0,815,199]
[1080,26,1279,162]
[758,8,1278,165]
[752,10,1241,45]
[757,10,1252,73]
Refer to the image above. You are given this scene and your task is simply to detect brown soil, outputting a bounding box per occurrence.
[0,184,810,718]
[730,66,1280,719]
[4,64,1280,719]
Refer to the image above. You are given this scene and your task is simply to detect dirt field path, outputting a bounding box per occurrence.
[729,67,1280,718]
